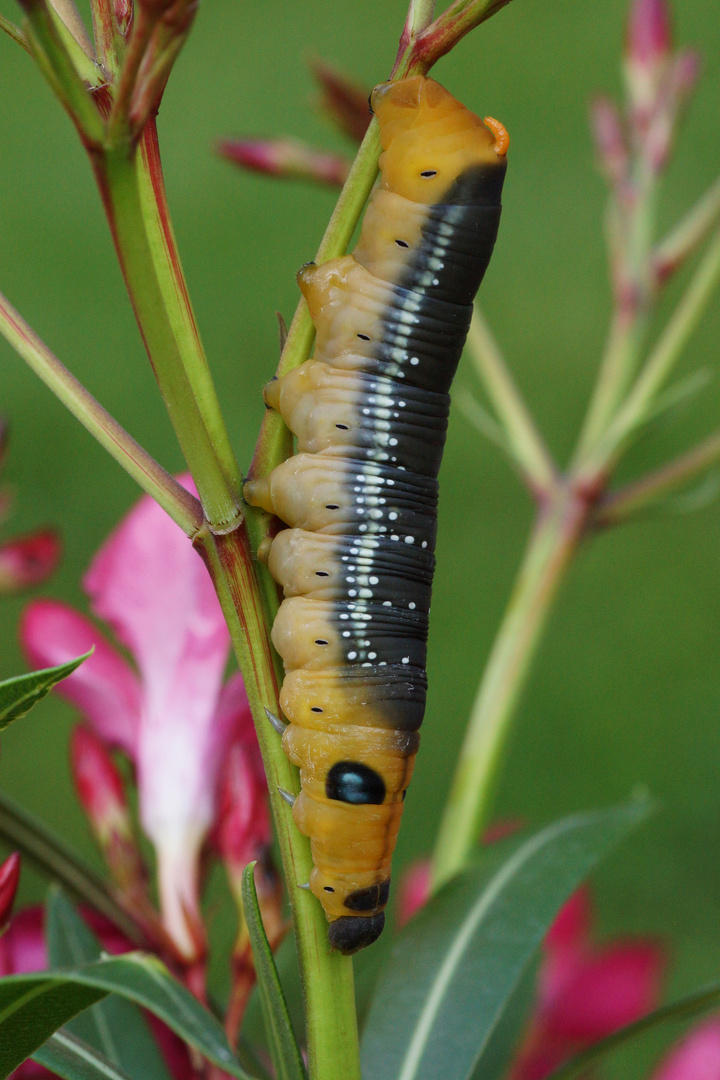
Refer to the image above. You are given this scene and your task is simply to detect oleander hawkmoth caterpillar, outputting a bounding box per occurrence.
[245,75,508,954]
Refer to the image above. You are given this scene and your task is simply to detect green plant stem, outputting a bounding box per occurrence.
[96,139,240,530]
[0,290,201,535]
[431,486,591,888]
[467,308,558,497]
[583,224,720,477]
[196,526,360,1080]
[597,427,720,525]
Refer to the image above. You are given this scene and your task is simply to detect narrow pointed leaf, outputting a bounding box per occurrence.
[33,1030,135,1080]
[360,800,653,1080]
[0,954,257,1079]
[0,652,91,729]
[241,864,306,1080]
[546,982,720,1079]
[0,791,143,944]
[46,889,171,1080]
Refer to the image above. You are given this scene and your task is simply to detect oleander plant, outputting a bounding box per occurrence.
[0,0,719,1077]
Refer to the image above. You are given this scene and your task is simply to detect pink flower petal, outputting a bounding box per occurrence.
[0,853,21,932]
[545,887,593,954]
[652,1018,720,1080]
[20,600,141,758]
[542,940,665,1042]
[84,476,231,957]
[0,906,45,976]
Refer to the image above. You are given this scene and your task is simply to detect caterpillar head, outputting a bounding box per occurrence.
[371,76,507,205]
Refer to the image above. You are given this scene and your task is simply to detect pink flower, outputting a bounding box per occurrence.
[509,886,665,1080]
[650,1017,720,1080]
[21,476,258,961]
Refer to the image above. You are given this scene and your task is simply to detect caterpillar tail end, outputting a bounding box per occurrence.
[328,913,386,955]
[483,116,509,157]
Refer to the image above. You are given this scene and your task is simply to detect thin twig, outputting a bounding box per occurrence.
[0,290,203,536]
[466,309,558,497]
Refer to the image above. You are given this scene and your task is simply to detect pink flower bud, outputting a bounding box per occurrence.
[0,530,61,594]
[218,138,350,189]
[590,96,630,188]
[0,853,21,933]
[651,1017,720,1080]
[311,60,371,145]
[71,726,148,902]
[71,725,128,839]
[626,0,672,69]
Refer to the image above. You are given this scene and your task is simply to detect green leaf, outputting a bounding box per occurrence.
[241,864,306,1080]
[33,1031,135,1080]
[360,800,654,1080]
[546,981,720,1079]
[0,954,258,1080]
[0,652,91,730]
[0,790,143,945]
[46,888,172,1080]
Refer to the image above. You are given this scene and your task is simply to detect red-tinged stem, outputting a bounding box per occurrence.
[596,427,720,525]
[0,289,201,535]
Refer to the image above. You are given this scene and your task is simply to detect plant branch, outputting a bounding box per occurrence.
[584,224,720,475]
[596,427,720,525]
[0,290,202,535]
[431,487,592,889]
[654,172,720,282]
[96,138,240,531]
[0,12,28,49]
[466,308,558,497]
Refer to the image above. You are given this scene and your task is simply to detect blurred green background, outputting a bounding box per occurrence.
[1,0,720,1073]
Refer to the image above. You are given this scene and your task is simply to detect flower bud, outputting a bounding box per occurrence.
[218,138,350,189]
[0,853,21,934]
[397,859,431,928]
[590,96,629,189]
[71,725,147,898]
[0,529,61,594]
[312,60,371,144]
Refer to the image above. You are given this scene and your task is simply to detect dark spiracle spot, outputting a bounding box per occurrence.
[326,761,386,804]
[345,879,391,912]
[328,913,385,954]
[315,570,329,577]
[325,504,339,510]
[395,239,409,248]
[335,423,349,430]
[324,886,335,893]
[420,169,437,178]
[315,639,328,646]
[357,333,370,341]
[311,706,323,713]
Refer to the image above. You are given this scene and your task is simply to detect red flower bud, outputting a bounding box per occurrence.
[626,0,672,69]
[311,60,372,145]
[0,853,21,933]
[0,529,61,594]
[71,726,148,900]
[218,138,350,188]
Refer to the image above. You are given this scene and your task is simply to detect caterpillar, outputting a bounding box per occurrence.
[245,75,508,954]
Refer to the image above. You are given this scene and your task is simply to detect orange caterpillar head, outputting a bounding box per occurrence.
[370,76,508,204]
